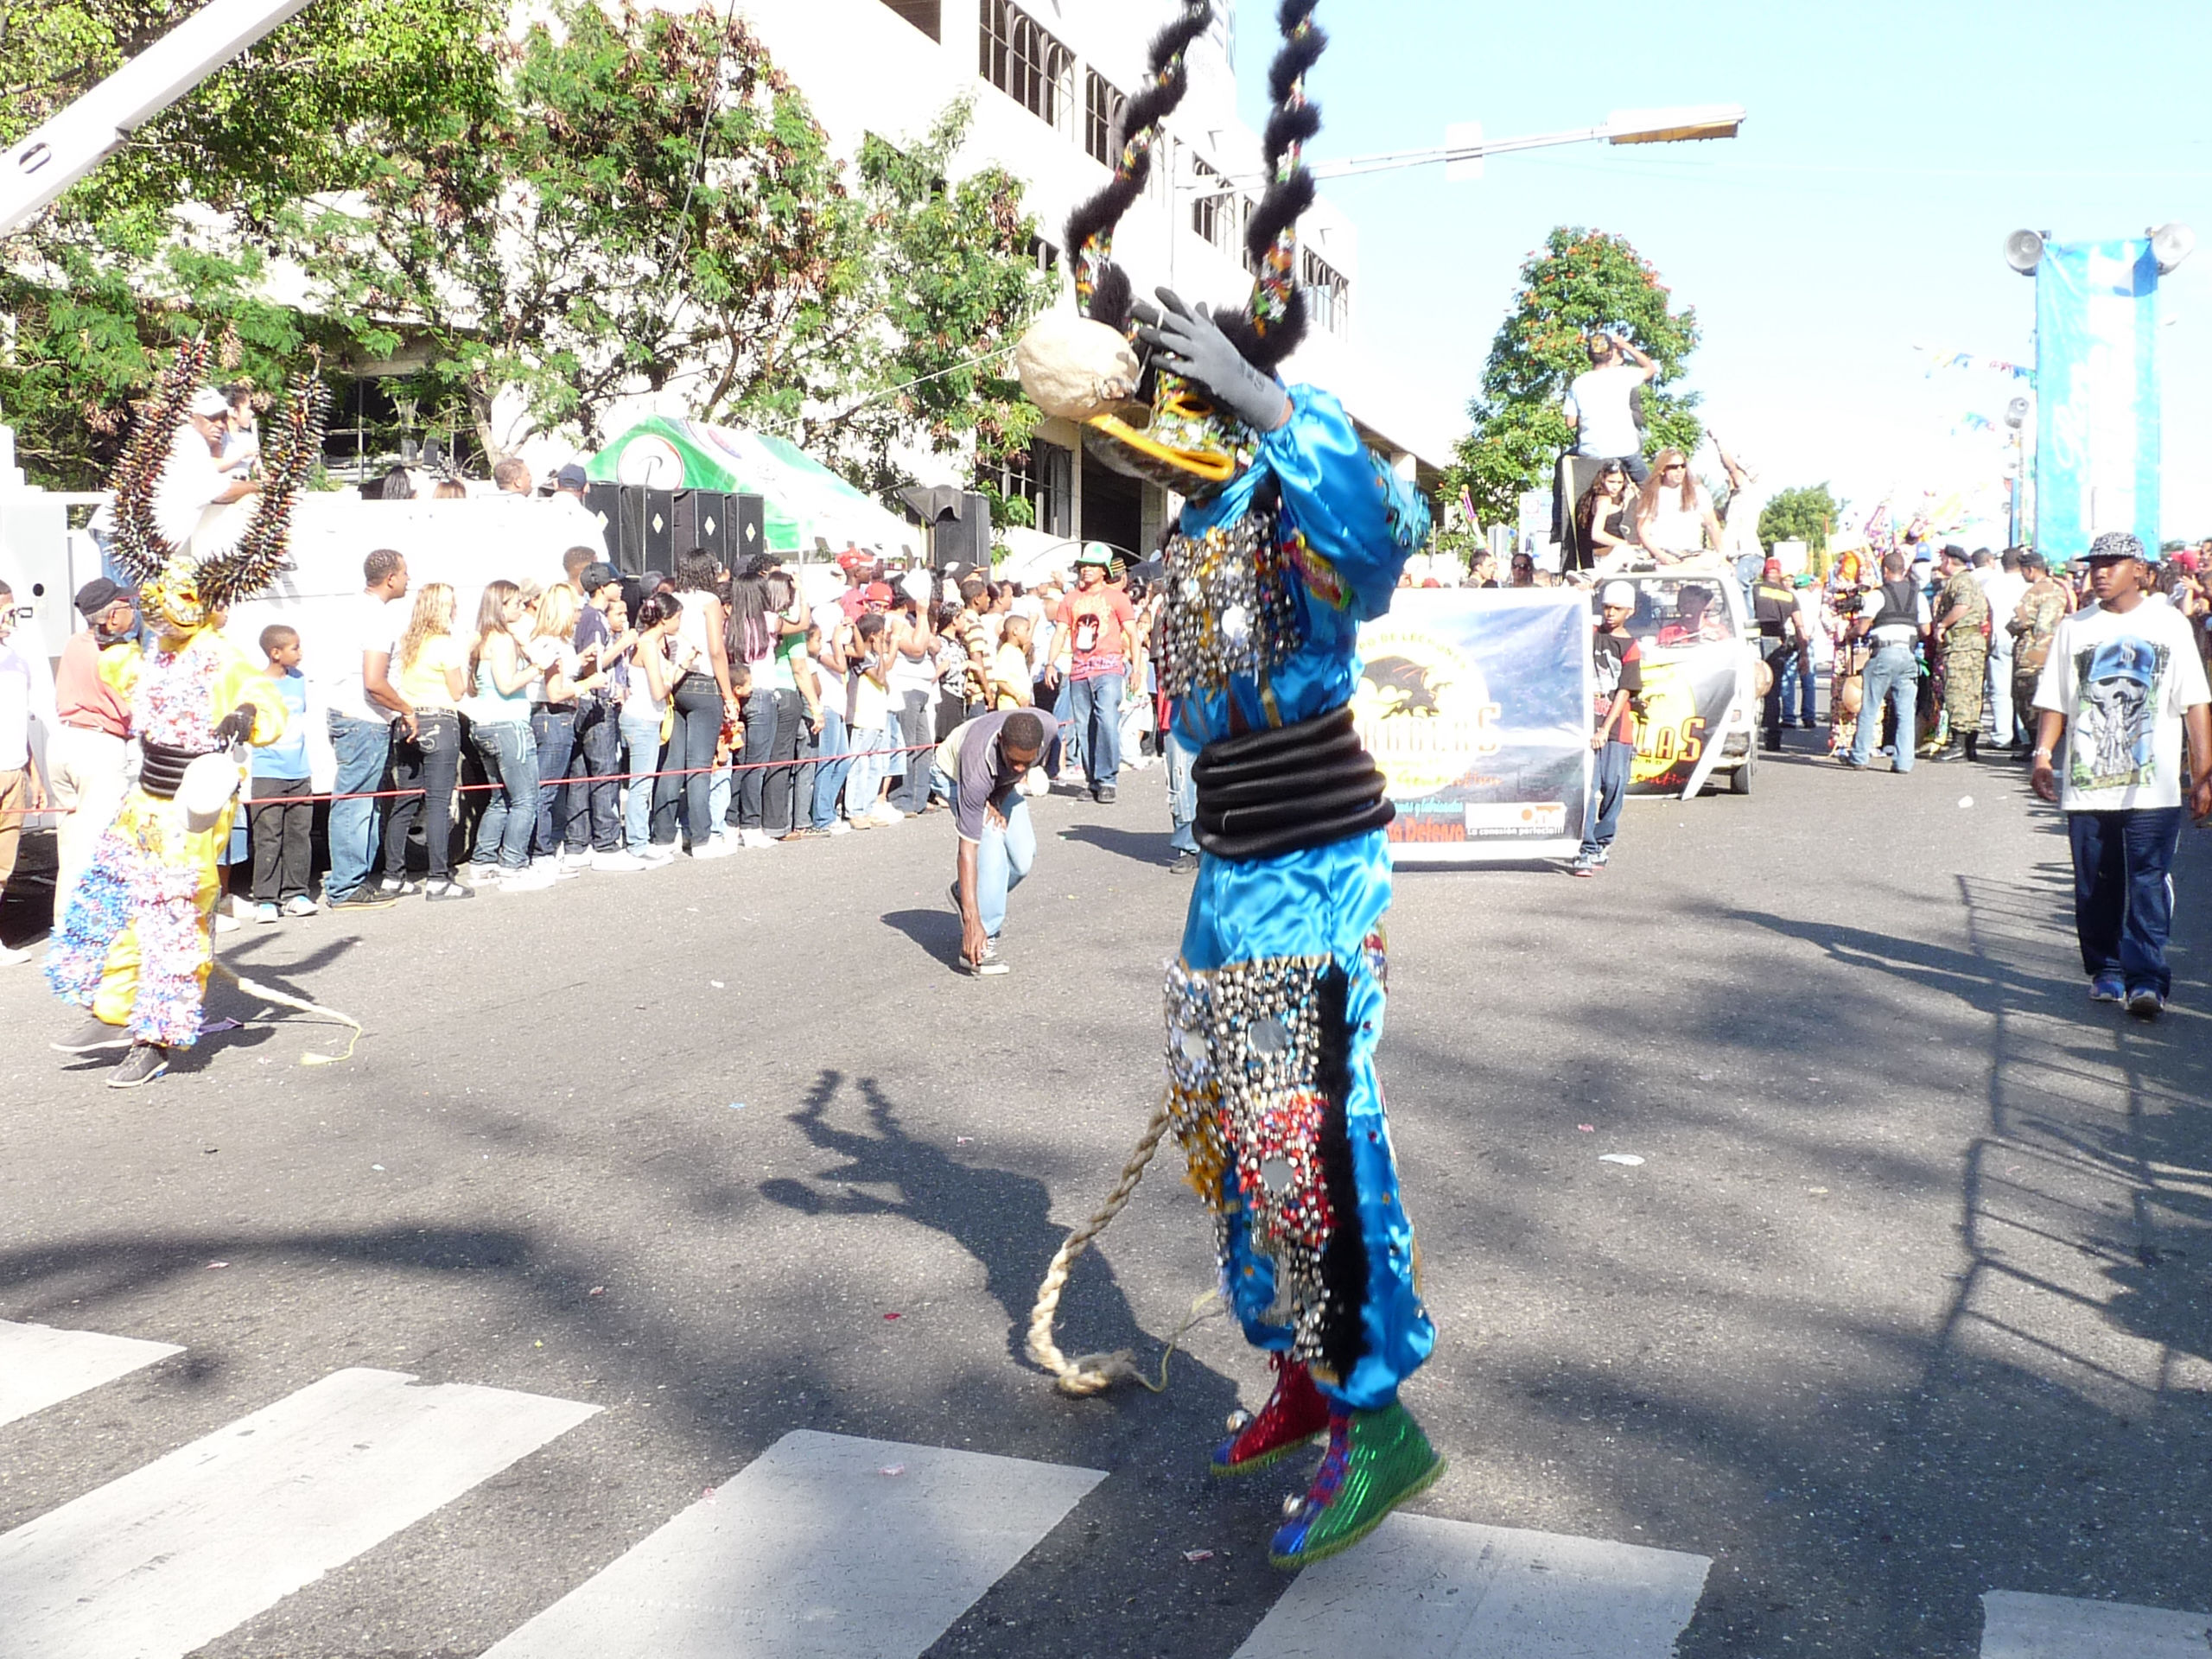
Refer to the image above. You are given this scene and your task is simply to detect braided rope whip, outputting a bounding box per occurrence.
[1026,1091,1192,1395]
[211,959,363,1065]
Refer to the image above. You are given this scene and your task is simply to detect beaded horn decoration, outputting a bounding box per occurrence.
[108,338,329,623]
[1213,0,1323,372]
[1064,0,1214,339]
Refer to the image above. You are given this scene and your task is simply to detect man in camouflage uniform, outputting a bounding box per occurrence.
[2007,550,2070,754]
[1928,544,1991,761]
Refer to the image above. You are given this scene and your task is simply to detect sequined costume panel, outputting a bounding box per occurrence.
[1159,386,1434,1414]
[45,630,282,1046]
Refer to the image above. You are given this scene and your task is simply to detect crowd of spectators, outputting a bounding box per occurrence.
[280,536,1175,917]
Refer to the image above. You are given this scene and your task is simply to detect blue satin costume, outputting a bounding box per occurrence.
[1162,385,1434,1414]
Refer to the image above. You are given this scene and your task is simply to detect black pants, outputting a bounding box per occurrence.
[248,775,313,902]
[570,703,622,853]
[760,688,804,836]
[1760,639,1790,749]
[384,711,461,880]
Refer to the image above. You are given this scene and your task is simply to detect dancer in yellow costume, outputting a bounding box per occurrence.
[47,340,324,1088]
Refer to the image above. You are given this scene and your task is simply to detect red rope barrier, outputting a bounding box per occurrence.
[0,741,946,817]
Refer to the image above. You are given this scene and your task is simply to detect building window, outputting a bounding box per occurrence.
[1189,156,1243,251]
[876,0,940,38]
[1302,247,1351,336]
[1033,439,1072,537]
[979,0,1073,133]
[1085,71,1124,166]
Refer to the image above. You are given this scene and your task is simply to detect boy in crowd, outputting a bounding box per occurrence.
[0,579,54,963]
[2031,532,2212,1020]
[1574,582,1643,878]
[250,624,317,922]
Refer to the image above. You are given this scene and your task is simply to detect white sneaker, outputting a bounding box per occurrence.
[828,819,853,836]
[690,837,734,861]
[466,863,503,887]
[592,849,648,874]
[639,846,677,867]
[0,943,33,965]
[741,828,775,849]
[502,862,558,891]
[213,912,241,933]
[562,849,594,874]
[282,894,320,918]
[868,804,904,827]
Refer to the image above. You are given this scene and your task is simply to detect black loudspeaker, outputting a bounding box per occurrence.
[930,493,991,571]
[582,482,624,563]
[731,493,766,569]
[671,490,732,566]
[637,487,676,573]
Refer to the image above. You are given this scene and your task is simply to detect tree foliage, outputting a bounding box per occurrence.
[1758,483,1839,556]
[3,0,1052,500]
[0,0,504,486]
[1446,227,1702,531]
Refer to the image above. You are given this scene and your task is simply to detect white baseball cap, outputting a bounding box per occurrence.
[188,387,230,417]
[1600,581,1636,608]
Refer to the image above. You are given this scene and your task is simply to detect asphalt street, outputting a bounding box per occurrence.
[2,733,2208,1658]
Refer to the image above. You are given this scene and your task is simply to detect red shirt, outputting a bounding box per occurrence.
[53,629,130,738]
[1055,585,1135,681]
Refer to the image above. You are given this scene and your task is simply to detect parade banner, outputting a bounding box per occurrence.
[1355,589,1592,866]
[1624,626,1741,798]
[2036,239,2160,563]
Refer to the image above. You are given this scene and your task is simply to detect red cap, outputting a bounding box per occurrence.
[863,581,893,606]
[1763,559,1783,578]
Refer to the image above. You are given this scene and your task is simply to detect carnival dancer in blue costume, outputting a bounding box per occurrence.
[1016,0,1439,1570]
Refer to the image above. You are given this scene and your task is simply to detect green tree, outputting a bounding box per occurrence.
[1445,226,1702,531]
[1758,483,1839,559]
[0,0,505,487]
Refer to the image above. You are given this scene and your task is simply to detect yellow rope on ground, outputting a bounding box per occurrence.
[1027,1093,1222,1395]
[211,959,363,1064]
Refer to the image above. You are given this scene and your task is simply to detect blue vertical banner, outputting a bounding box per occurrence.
[2035,239,2161,561]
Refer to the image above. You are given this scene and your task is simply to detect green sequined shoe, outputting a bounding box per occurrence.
[1268,1401,1444,1571]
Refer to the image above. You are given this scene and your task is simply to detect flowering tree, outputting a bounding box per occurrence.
[1446,227,1702,530]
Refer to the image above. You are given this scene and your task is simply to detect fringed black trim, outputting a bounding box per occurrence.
[1061,1,1212,304]
[1262,99,1323,168]
[1268,6,1326,105]
[1213,291,1307,373]
[1089,265,1135,337]
[1242,168,1316,270]
[1312,962,1370,1382]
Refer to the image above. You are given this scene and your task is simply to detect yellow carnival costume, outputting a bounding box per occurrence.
[47,340,324,1072]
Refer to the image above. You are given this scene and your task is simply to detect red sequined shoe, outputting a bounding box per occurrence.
[1211,1353,1331,1477]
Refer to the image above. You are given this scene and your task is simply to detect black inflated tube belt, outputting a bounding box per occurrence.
[139,741,213,801]
[1191,704,1394,861]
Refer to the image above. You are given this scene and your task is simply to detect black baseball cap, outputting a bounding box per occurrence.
[555,463,589,493]
[74,577,133,617]
[582,562,622,593]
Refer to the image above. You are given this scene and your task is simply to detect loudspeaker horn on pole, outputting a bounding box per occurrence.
[2003,228,2044,276]
[2150,222,2196,275]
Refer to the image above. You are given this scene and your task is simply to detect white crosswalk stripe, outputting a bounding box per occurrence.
[0,1319,181,1428]
[10,1322,2212,1659]
[0,1366,599,1659]
[1234,1512,1711,1659]
[481,1429,1105,1658]
[1980,1590,2212,1657]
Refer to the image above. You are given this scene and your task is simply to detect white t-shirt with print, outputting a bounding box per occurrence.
[2033,599,2211,812]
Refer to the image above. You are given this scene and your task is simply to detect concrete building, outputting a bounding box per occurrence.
[734,0,1455,563]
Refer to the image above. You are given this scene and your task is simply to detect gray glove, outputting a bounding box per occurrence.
[211,703,257,747]
[1134,289,1293,433]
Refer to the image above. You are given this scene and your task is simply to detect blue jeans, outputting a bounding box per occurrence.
[669,677,724,848]
[570,704,622,852]
[893,689,934,813]
[531,706,575,857]
[809,705,853,830]
[843,726,888,815]
[1580,740,1631,857]
[2069,807,2183,997]
[468,720,539,871]
[620,711,665,855]
[1778,652,1817,725]
[974,795,1035,938]
[1067,671,1124,791]
[1850,645,1919,771]
[1166,728,1198,854]
[326,712,392,899]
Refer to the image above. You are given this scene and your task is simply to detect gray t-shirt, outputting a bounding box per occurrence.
[936,709,1058,842]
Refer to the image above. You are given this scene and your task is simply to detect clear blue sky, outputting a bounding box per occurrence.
[1236,0,2212,540]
